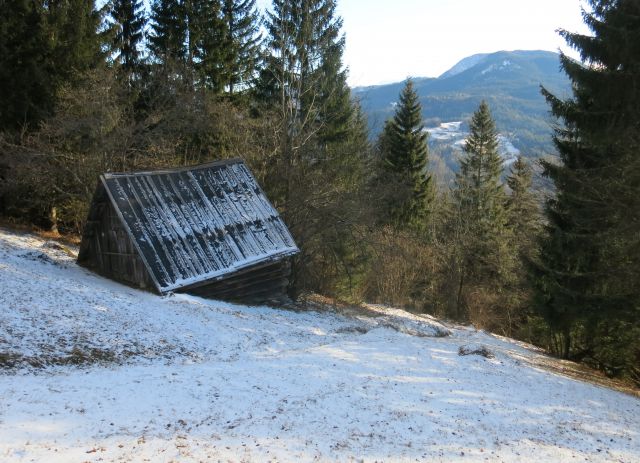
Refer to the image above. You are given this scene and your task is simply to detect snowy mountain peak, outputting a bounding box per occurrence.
[439,53,489,79]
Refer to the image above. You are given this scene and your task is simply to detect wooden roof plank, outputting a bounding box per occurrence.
[100,158,298,293]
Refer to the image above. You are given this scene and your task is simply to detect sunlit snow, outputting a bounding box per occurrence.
[426,121,520,166]
[0,229,638,462]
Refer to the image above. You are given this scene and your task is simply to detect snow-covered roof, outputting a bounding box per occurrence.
[100,159,298,293]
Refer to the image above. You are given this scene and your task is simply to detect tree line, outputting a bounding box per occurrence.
[0,0,637,386]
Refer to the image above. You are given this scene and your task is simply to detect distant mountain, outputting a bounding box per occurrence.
[438,53,490,79]
[353,50,572,179]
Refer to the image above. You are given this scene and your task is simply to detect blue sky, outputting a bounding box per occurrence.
[257,0,589,86]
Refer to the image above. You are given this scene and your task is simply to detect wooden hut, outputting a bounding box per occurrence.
[77,159,299,303]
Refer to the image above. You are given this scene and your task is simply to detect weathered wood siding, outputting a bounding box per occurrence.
[180,260,292,303]
[78,184,156,290]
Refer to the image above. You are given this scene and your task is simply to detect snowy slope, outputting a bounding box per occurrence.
[0,229,638,462]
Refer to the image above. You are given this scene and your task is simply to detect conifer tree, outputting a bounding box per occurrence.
[504,155,541,334]
[0,0,105,130]
[536,0,640,380]
[451,101,511,321]
[506,156,539,247]
[46,0,106,78]
[0,1,52,130]
[149,0,187,65]
[455,101,505,227]
[110,0,146,77]
[191,0,228,92]
[221,0,262,95]
[377,79,434,230]
[257,0,366,295]
[150,0,232,92]
[259,0,351,146]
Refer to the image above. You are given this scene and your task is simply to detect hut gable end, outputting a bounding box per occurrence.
[78,159,298,302]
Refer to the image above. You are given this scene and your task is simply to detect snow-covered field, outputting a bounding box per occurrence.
[0,229,638,462]
[426,121,521,166]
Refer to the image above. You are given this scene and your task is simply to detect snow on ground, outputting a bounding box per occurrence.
[0,229,638,462]
[426,122,520,166]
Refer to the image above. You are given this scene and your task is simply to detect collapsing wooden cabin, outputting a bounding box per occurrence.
[77,159,299,303]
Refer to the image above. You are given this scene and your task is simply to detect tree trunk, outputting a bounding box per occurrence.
[49,206,59,235]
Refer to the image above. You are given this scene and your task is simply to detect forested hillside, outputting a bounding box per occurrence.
[0,0,638,387]
[354,50,571,159]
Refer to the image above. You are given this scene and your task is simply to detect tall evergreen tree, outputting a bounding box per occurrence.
[259,0,352,147]
[506,156,540,247]
[0,0,105,131]
[451,101,511,321]
[455,101,505,228]
[149,0,187,65]
[221,0,262,95]
[150,0,231,92]
[257,0,365,296]
[110,0,146,77]
[536,0,640,381]
[192,0,229,92]
[46,0,106,79]
[0,1,52,130]
[377,79,434,230]
[505,155,541,334]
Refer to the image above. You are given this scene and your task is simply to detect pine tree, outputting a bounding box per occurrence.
[149,0,187,65]
[451,101,511,322]
[110,0,146,77]
[259,0,351,145]
[221,0,262,95]
[257,0,366,296]
[536,0,640,380]
[0,0,105,131]
[46,0,106,79]
[0,1,52,130]
[377,79,434,230]
[506,156,540,247]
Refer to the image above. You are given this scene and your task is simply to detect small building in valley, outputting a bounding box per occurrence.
[77,159,298,303]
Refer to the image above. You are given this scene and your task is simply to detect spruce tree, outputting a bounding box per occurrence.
[506,156,540,246]
[149,0,187,65]
[0,0,105,131]
[46,0,106,79]
[536,0,640,380]
[377,79,434,230]
[150,0,232,92]
[0,1,52,130]
[454,101,507,261]
[451,101,511,321]
[259,0,351,145]
[455,101,505,225]
[505,155,541,334]
[221,0,262,95]
[190,0,228,92]
[257,0,366,296]
[110,0,146,77]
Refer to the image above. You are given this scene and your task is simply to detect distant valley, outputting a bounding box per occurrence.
[353,50,572,181]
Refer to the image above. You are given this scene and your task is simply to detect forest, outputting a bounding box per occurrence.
[0,0,638,386]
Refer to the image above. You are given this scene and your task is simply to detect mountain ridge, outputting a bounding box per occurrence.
[353,50,571,172]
